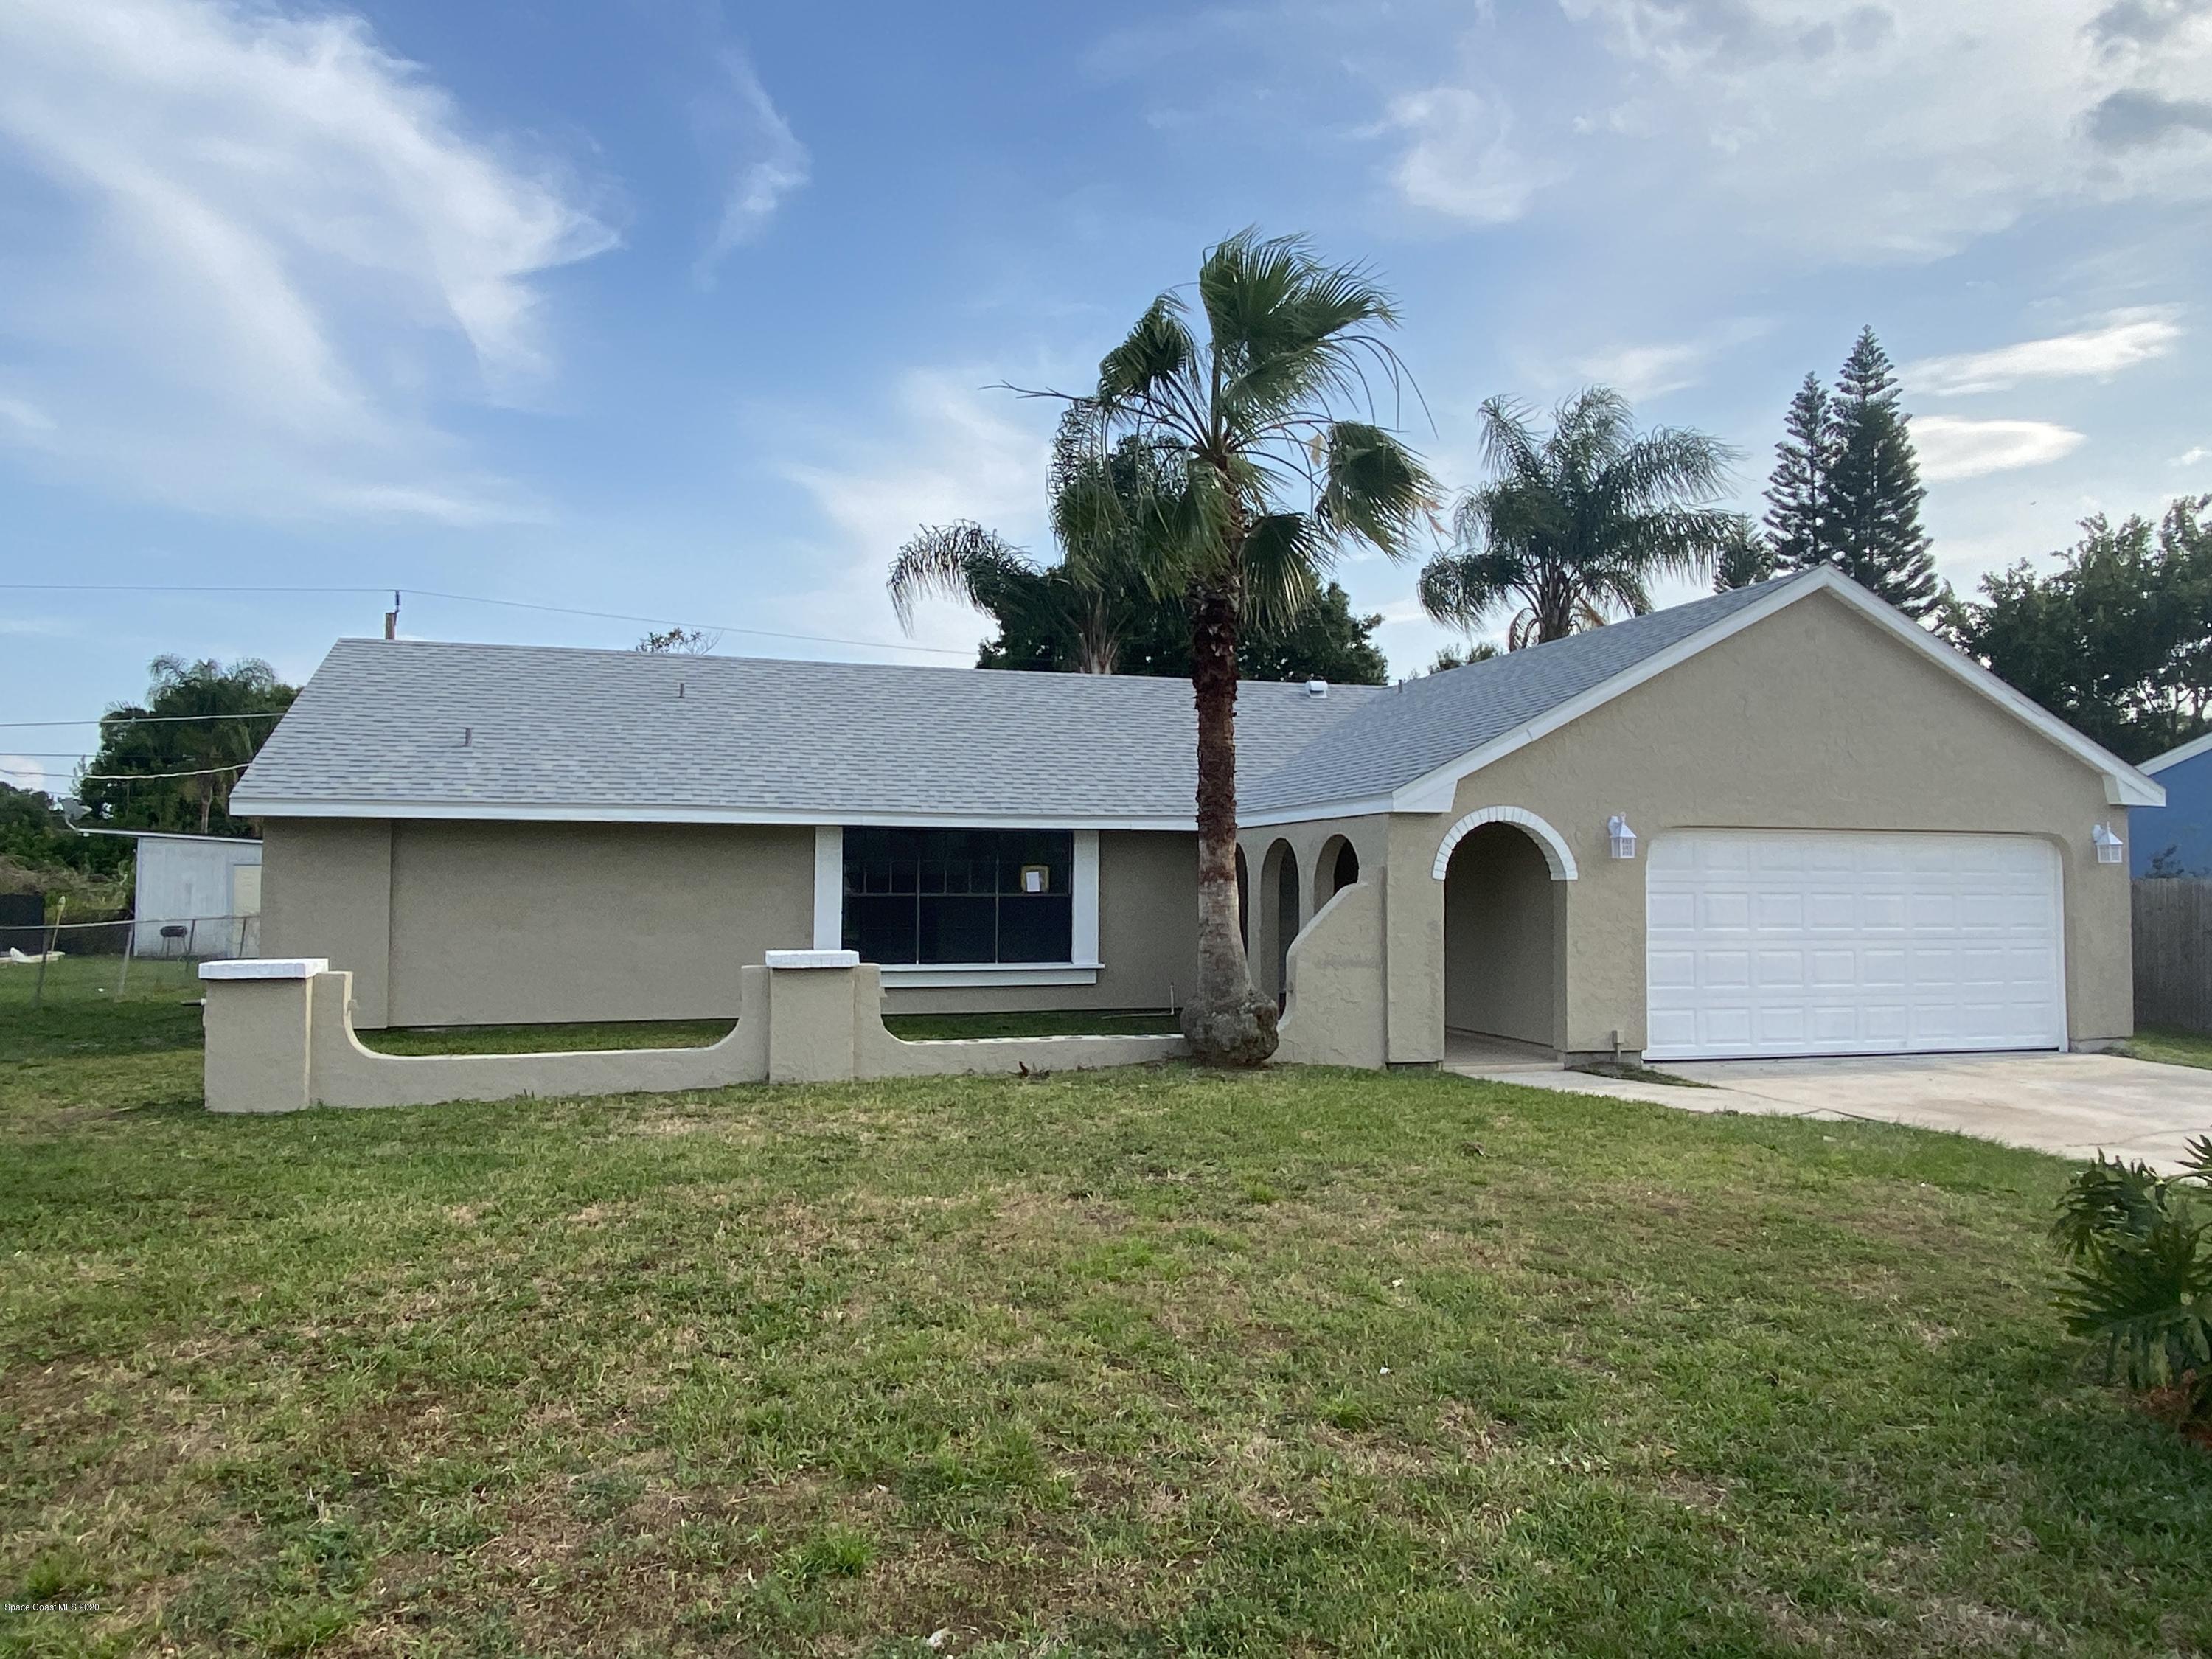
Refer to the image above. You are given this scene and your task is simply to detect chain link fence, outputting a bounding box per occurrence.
[1,914,260,1011]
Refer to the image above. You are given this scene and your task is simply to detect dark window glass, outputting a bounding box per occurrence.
[841,828,1075,964]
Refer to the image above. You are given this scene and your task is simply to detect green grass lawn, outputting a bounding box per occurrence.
[4,1002,2208,1657]
[2120,1025,2212,1071]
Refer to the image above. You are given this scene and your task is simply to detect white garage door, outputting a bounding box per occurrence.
[1645,831,2065,1061]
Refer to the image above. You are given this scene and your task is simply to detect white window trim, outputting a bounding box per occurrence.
[813,825,1102,981]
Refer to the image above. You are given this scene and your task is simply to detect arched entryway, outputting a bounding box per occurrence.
[1441,821,1565,1056]
[1314,834,1360,911]
[1256,838,1300,1006]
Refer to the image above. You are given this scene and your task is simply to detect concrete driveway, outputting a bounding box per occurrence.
[1447,1048,2212,1171]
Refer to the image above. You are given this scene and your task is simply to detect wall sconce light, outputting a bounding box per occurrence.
[1607,814,1638,860]
[2093,824,2125,865]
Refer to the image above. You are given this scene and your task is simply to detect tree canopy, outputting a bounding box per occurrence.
[1943,496,2212,765]
[78,655,296,837]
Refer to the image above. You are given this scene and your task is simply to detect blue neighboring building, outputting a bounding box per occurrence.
[2135,733,2212,876]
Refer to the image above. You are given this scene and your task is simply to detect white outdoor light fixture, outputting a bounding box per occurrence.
[1607,814,1638,860]
[2093,824,2125,865]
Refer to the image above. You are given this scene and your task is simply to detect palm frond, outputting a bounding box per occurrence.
[1313,421,1433,557]
[1240,512,1326,632]
[886,522,1040,630]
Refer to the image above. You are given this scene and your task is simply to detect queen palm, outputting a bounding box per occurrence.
[1065,229,1433,1065]
[888,408,1175,675]
[1419,388,1741,648]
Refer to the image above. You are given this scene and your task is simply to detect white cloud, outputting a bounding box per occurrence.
[1906,307,2184,394]
[1534,0,2212,260]
[1382,88,1549,225]
[1914,414,2086,481]
[0,0,614,522]
[1565,319,1770,400]
[773,370,1057,659]
[0,394,56,437]
[2175,444,2211,466]
[695,49,811,279]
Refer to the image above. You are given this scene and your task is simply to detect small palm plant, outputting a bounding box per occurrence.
[2051,1136,2212,1428]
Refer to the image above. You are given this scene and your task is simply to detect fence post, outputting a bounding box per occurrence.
[32,895,63,1009]
[118,920,133,998]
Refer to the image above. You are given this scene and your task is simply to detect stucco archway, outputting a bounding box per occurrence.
[1313,834,1360,912]
[1441,821,1566,1056]
[1432,805,1579,882]
[1256,838,1300,1006]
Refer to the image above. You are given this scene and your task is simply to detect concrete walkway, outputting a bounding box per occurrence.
[1444,1048,2212,1172]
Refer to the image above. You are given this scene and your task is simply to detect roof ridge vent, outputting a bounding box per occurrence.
[1304,678,1329,698]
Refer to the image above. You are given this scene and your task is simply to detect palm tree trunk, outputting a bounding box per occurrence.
[1183,580,1278,1065]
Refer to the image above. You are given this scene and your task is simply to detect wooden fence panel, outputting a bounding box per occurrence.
[2133,877,2212,1034]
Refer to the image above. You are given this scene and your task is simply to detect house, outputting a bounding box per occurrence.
[2132,732,2212,877]
[231,566,2162,1066]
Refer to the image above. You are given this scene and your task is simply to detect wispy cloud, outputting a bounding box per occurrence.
[2174,444,2211,466]
[0,394,56,437]
[695,47,811,280]
[1531,0,2212,260]
[1382,88,1549,226]
[1565,319,1771,400]
[1914,415,2086,481]
[773,370,1055,658]
[0,0,614,523]
[1905,307,2185,394]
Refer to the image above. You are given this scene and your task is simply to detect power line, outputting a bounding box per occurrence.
[0,712,288,731]
[1,762,240,782]
[0,581,976,658]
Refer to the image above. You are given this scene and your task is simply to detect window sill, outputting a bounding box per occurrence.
[875,961,1102,989]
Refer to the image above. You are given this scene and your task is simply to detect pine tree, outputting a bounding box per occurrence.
[1827,326,1937,617]
[1764,372,1835,571]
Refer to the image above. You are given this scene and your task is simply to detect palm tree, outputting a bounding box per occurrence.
[1419,388,1741,649]
[1063,229,1433,1065]
[888,409,1172,675]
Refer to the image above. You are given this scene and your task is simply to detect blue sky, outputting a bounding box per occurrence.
[4,0,2211,793]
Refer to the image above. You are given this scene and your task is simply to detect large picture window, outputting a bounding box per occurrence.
[842,828,1075,965]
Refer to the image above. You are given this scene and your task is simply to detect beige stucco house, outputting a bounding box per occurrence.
[232,567,2162,1066]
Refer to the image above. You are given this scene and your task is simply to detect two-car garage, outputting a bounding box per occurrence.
[1643,830,2067,1062]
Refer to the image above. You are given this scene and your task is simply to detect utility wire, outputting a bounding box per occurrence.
[0,712,289,731]
[0,581,975,658]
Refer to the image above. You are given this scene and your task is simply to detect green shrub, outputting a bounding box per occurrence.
[2051,1135,2212,1427]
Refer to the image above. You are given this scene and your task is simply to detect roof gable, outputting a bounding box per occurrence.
[1245,566,2160,818]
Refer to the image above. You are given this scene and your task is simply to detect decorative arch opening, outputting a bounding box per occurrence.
[1314,834,1360,912]
[1441,821,1566,1057]
[1432,806,1579,882]
[1257,838,1300,1007]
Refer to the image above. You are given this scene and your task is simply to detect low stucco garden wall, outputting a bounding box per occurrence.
[200,953,1189,1113]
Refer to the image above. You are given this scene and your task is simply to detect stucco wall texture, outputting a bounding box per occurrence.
[199,962,1185,1113]
[263,821,1198,1029]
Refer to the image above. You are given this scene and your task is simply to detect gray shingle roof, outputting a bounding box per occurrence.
[1242,574,1799,813]
[229,640,1390,824]
[232,574,1815,825]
